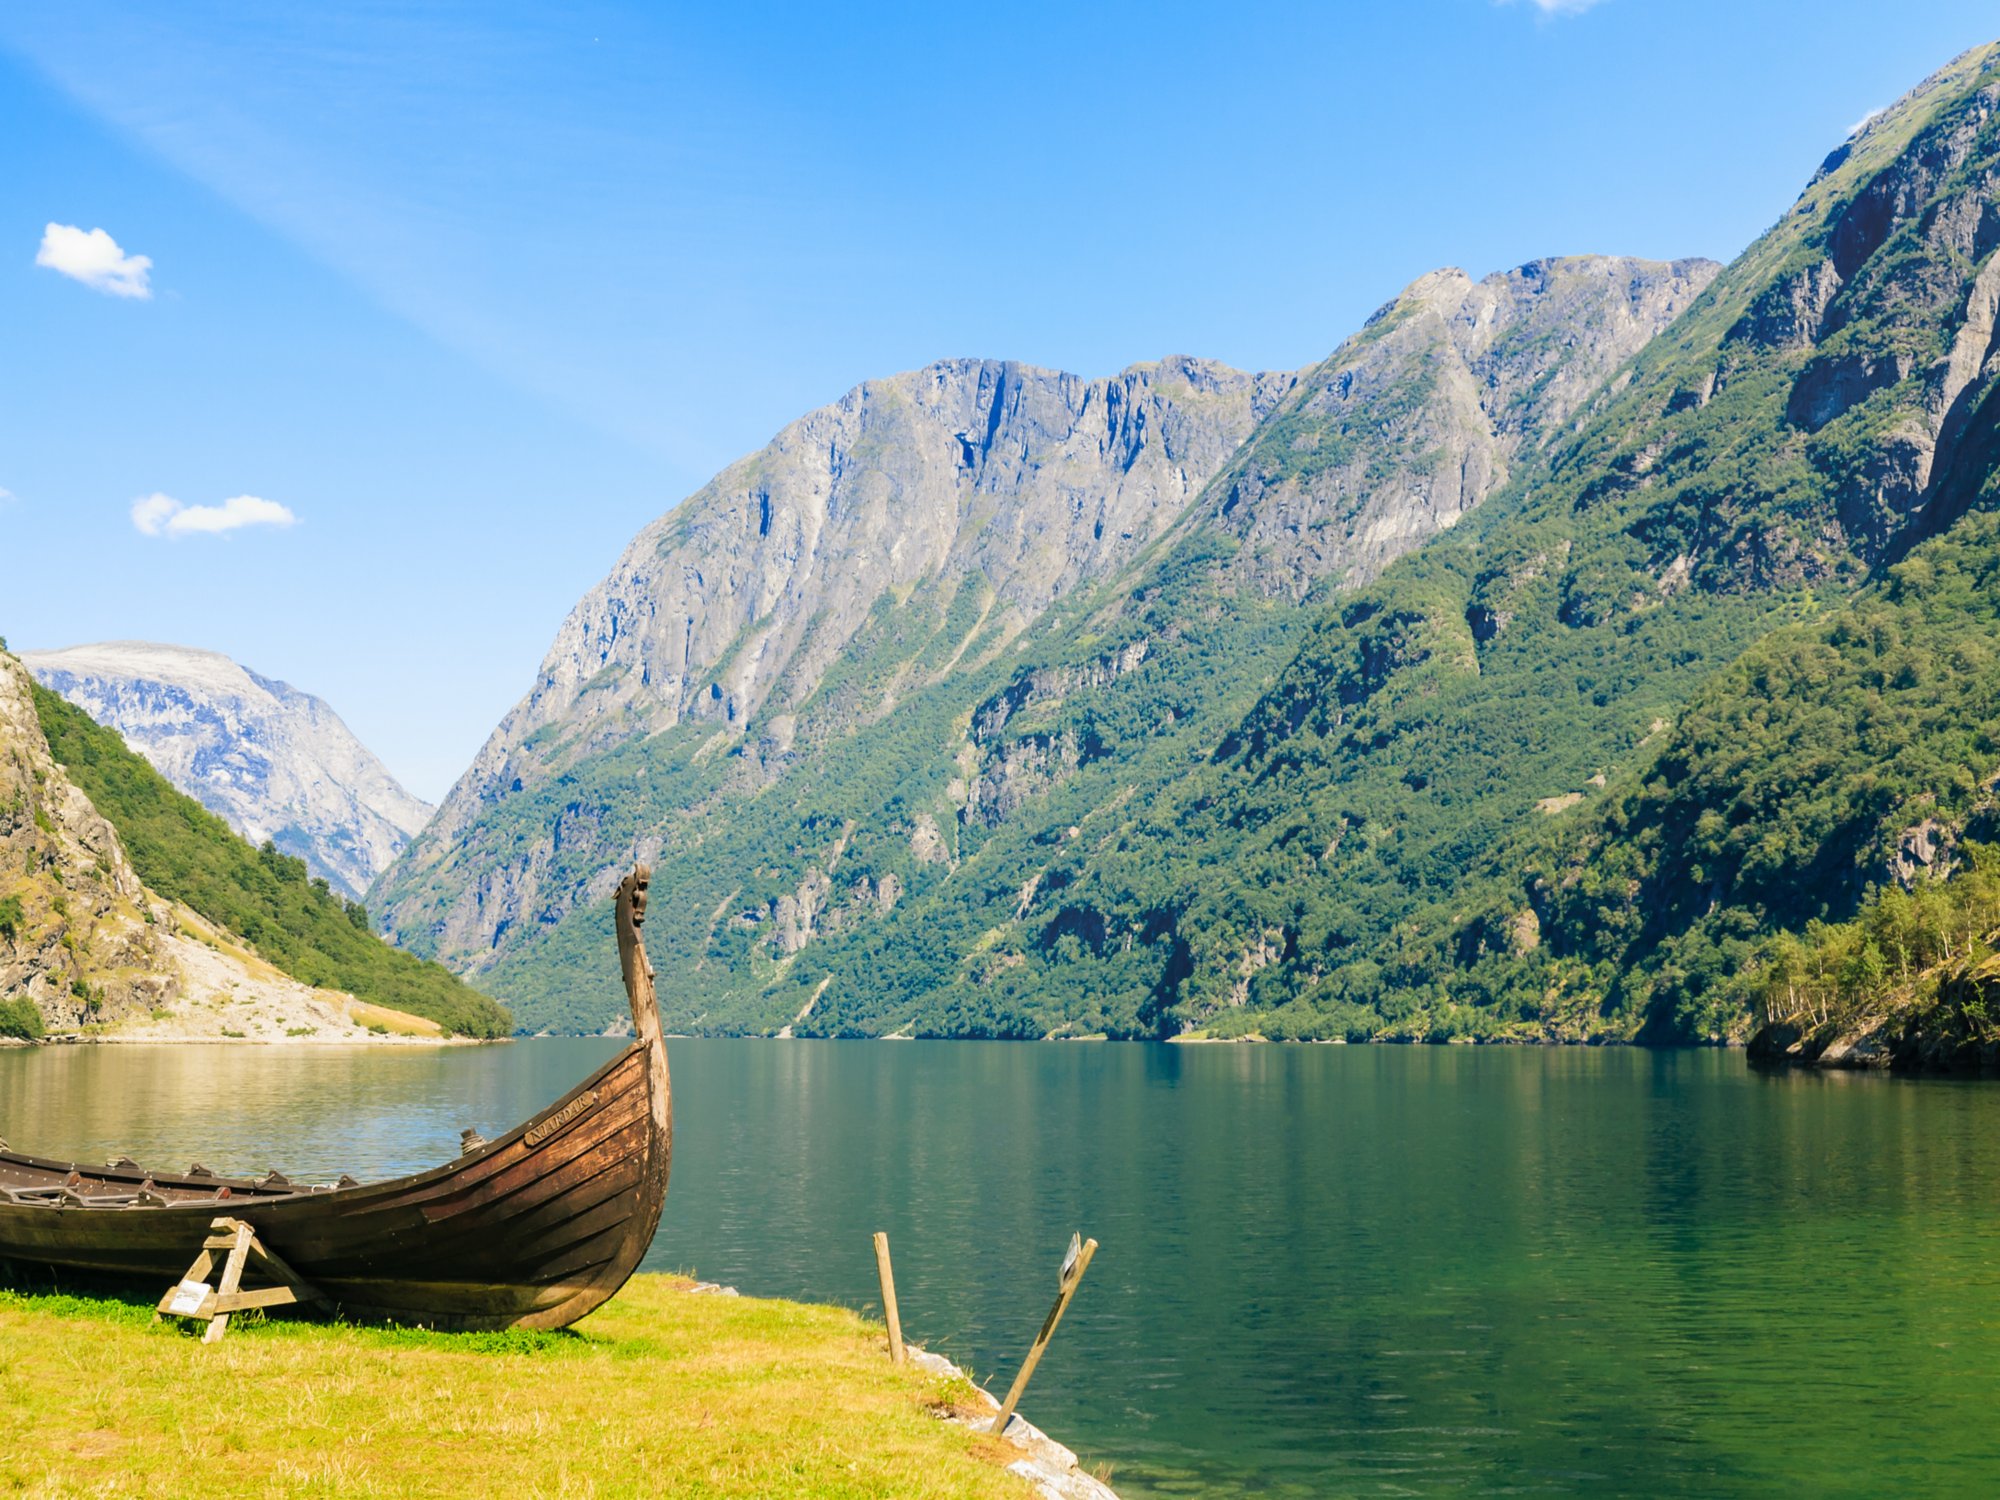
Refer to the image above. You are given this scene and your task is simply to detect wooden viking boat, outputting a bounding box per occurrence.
[0,868,672,1331]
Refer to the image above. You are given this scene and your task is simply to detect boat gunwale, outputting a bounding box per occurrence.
[0,1038,649,1215]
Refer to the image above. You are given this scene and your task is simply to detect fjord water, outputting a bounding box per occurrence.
[5,1042,1999,1496]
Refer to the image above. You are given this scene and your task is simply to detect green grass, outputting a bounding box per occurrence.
[0,1273,1032,1499]
[30,684,511,1039]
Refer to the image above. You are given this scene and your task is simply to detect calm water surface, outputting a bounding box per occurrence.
[4,1040,1999,1497]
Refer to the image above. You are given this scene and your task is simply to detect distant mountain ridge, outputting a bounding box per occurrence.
[24,641,431,901]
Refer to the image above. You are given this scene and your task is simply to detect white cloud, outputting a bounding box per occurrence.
[0,487,16,507]
[1847,107,1886,139]
[129,494,179,535]
[130,493,299,538]
[36,222,153,298]
[1506,0,1608,14]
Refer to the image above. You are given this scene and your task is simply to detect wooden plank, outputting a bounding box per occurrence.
[207,1285,305,1314]
[991,1236,1097,1436]
[154,1250,214,1313]
[203,1221,254,1344]
[872,1232,905,1365]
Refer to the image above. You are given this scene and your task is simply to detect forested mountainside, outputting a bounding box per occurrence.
[374,254,1715,1033]
[382,43,2000,1044]
[1256,42,2000,1048]
[24,641,432,901]
[4,655,509,1039]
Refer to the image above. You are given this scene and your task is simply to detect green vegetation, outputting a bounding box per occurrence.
[30,684,510,1038]
[0,1275,1030,1499]
[0,996,43,1041]
[1748,849,2000,1062]
[1402,510,2000,1042]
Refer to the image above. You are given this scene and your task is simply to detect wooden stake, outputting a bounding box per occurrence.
[205,1221,254,1343]
[992,1235,1097,1436]
[872,1231,905,1364]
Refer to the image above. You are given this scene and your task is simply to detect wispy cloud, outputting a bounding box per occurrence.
[131,493,298,538]
[36,222,153,298]
[0,487,16,507]
[1847,107,1886,138]
[1504,0,1609,15]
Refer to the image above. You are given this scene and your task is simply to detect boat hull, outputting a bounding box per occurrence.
[0,1039,668,1329]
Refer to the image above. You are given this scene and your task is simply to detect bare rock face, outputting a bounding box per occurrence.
[1203,256,1721,600]
[1721,67,2000,562]
[23,642,432,901]
[0,651,176,1027]
[387,355,1295,948]
[432,357,1290,828]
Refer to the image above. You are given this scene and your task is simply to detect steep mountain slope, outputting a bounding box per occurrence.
[375,255,1716,1032]
[0,650,173,1036]
[403,356,1295,864]
[442,40,2000,1045]
[901,39,2000,1045]
[1416,480,2000,1049]
[3,651,511,1040]
[1197,256,1716,600]
[24,641,431,900]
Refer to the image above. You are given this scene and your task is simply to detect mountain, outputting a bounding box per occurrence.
[23,641,431,902]
[898,38,2000,1048]
[382,42,2000,1046]
[1299,39,2000,1047]
[374,255,1716,1033]
[0,646,510,1041]
[1195,257,1720,601]
[838,39,2000,1048]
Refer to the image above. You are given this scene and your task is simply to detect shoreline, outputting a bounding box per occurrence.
[680,1275,1117,1499]
[5,1030,496,1049]
[660,1030,1755,1050]
[1749,1018,2000,1076]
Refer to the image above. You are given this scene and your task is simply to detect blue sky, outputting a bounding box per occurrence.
[2,1,1995,802]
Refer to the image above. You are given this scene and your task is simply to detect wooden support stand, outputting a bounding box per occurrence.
[155,1217,325,1344]
[992,1234,1097,1436]
[872,1231,905,1364]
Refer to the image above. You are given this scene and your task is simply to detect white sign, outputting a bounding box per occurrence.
[167,1280,211,1316]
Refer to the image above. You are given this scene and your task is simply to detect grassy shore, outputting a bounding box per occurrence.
[0,1273,1032,1498]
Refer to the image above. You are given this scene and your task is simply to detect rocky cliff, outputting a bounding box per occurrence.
[0,651,173,1030]
[1198,256,1719,600]
[24,641,431,901]
[418,357,1296,842]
